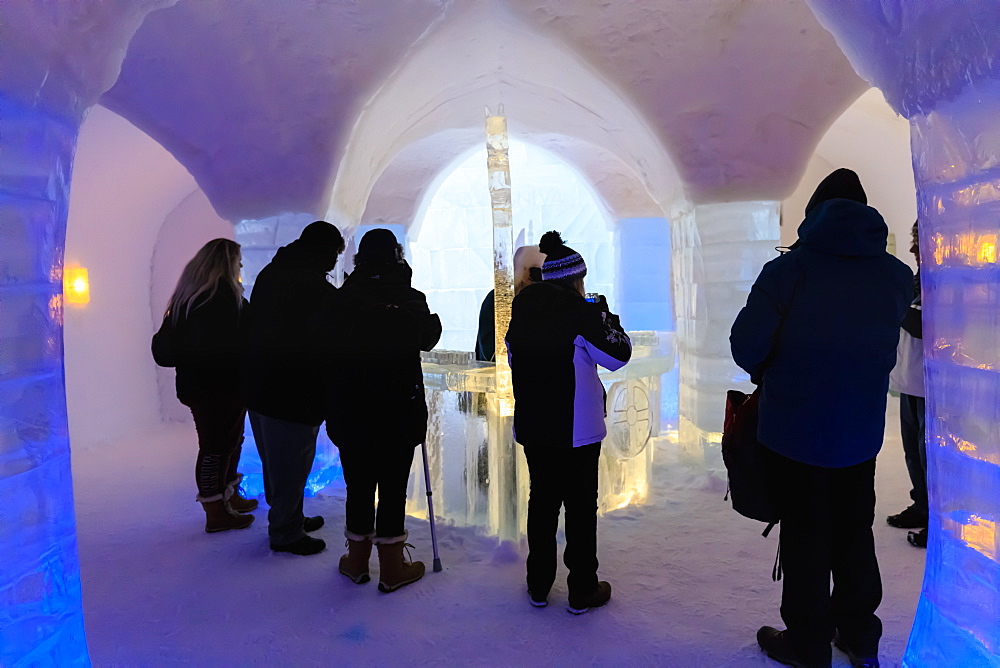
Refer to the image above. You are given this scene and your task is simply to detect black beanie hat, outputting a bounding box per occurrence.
[356,228,401,265]
[539,231,587,281]
[804,168,867,216]
[299,220,345,254]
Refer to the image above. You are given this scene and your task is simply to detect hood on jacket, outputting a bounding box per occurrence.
[796,198,889,257]
[272,238,339,275]
[345,259,413,287]
[804,168,867,216]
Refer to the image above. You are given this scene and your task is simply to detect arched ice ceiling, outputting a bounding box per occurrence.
[84,0,870,223]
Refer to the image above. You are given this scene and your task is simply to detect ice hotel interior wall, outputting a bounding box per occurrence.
[807,0,1000,663]
[0,2,174,663]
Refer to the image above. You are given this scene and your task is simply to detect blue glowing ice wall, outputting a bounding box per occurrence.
[806,1,1000,664]
[615,217,678,429]
[0,95,90,665]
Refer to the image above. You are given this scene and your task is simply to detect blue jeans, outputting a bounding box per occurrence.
[249,411,319,546]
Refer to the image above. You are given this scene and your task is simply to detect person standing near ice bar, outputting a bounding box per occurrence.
[886,221,928,549]
[730,169,912,668]
[157,239,257,533]
[475,244,545,361]
[505,231,631,614]
[242,221,345,556]
[322,228,441,592]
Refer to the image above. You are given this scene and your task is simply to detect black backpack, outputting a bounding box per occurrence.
[722,389,780,536]
[151,313,179,368]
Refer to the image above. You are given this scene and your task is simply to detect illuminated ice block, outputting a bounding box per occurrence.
[0,95,90,665]
[410,333,675,539]
[905,86,1000,665]
[672,202,779,468]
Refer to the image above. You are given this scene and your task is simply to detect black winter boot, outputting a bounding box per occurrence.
[756,626,831,668]
[567,581,611,615]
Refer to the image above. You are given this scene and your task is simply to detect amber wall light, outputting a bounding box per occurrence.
[64,266,90,306]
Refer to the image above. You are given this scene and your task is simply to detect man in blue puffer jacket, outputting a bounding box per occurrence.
[731,169,912,668]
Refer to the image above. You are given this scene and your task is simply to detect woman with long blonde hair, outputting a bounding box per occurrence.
[163,238,256,532]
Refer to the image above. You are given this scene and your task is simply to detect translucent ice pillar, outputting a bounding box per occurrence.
[904,83,1000,666]
[484,107,521,538]
[0,95,89,665]
[485,107,515,417]
[804,2,1000,663]
[671,202,779,467]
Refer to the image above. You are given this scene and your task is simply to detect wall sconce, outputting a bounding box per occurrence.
[64,266,90,306]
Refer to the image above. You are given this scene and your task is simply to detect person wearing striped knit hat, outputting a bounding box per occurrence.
[505,231,632,614]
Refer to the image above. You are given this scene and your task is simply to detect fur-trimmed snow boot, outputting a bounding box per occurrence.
[226,482,259,514]
[201,499,255,533]
[375,533,424,592]
[339,531,374,584]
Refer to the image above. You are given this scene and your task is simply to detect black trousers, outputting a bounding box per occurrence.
[339,444,415,539]
[523,442,601,598]
[185,390,246,501]
[769,448,882,662]
[899,393,927,512]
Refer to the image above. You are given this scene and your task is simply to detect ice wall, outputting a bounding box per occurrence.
[615,218,673,332]
[672,202,779,467]
[409,142,615,352]
[905,82,1000,666]
[0,95,89,665]
[805,1,1000,664]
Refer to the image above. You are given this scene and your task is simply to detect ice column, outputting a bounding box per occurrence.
[671,202,779,467]
[484,107,524,538]
[486,107,515,416]
[0,95,90,665]
[904,82,1000,666]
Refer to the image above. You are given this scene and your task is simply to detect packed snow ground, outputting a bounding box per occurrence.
[73,403,924,666]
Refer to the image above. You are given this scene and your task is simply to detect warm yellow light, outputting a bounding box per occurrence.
[64,266,90,306]
[977,235,997,264]
[943,515,999,564]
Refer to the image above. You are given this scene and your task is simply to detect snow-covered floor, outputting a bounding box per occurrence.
[73,403,924,666]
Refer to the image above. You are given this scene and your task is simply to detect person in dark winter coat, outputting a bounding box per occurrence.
[475,245,545,361]
[159,238,257,533]
[886,220,927,548]
[505,231,632,615]
[731,169,912,668]
[242,221,345,556]
[324,228,441,592]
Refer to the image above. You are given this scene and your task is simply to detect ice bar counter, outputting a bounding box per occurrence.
[407,331,675,540]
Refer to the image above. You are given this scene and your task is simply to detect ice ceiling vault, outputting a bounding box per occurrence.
[2,0,999,665]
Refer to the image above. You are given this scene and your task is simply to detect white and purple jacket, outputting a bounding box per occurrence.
[505,282,632,448]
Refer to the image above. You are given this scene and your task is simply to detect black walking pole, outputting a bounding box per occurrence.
[420,440,442,572]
